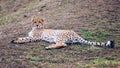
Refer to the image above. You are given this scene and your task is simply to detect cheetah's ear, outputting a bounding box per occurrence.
[31,18,34,22]
[31,16,36,22]
[31,18,35,25]
[31,19,33,22]
[40,18,44,22]
[31,19,34,26]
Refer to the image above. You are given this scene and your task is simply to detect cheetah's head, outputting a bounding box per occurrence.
[32,18,44,29]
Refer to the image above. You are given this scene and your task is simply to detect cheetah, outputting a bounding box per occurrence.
[11,18,114,49]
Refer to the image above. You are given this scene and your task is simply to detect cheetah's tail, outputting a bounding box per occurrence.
[107,40,115,48]
[83,40,115,48]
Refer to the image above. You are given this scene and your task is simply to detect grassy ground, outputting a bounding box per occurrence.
[0,0,120,68]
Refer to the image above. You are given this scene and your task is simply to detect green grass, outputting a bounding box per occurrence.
[79,28,110,42]
[109,27,120,31]
[11,51,18,56]
[90,57,120,67]
[14,59,22,62]
[42,62,57,68]
[88,20,105,25]
[0,17,13,25]
[78,45,102,52]
[86,46,102,52]
[65,57,79,62]
[72,57,120,68]
[109,19,120,23]
[105,55,117,60]
[1,58,12,63]
[26,55,43,61]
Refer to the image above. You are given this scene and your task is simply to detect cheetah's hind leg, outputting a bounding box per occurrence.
[45,42,67,50]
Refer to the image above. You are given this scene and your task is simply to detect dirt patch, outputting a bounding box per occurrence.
[0,0,34,16]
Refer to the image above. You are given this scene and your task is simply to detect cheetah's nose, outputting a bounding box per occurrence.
[36,25,40,28]
[36,25,39,27]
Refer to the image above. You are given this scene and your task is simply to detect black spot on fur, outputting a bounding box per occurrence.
[65,39,72,45]
[10,40,15,43]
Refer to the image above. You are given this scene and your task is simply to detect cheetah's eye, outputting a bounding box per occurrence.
[39,21,41,23]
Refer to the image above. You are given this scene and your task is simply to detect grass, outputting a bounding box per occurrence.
[11,52,18,56]
[88,20,105,25]
[0,58,12,63]
[109,27,120,31]
[105,55,117,60]
[64,57,79,62]
[26,56,43,61]
[13,59,22,62]
[32,56,120,68]
[89,57,120,67]
[77,45,102,53]
[0,16,13,25]
[0,0,40,25]
[78,28,110,42]
[85,46,102,52]
[108,19,120,23]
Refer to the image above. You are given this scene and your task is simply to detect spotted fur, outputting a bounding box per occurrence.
[11,18,115,49]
